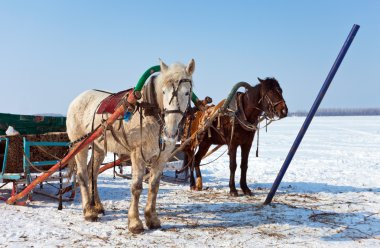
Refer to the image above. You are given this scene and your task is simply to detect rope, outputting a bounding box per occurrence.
[34,145,64,161]
[58,161,63,210]
[202,144,223,159]
[21,148,72,197]
[22,149,51,173]
[68,132,92,148]
[176,145,226,174]
[199,148,228,166]
[256,122,260,157]
[113,153,116,179]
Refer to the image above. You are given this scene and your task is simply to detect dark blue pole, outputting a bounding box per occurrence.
[264,24,360,205]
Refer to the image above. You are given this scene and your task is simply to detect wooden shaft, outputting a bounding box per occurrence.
[6,104,128,205]
[98,155,130,174]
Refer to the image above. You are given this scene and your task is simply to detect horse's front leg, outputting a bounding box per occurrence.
[240,143,252,196]
[193,142,211,191]
[128,151,146,234]
[144,162,164,229]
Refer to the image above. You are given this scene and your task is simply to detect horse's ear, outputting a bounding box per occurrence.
[186,59,195,75]
[159,59,168,73]
[258,77,264,84]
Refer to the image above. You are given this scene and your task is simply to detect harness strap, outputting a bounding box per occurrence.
[108,124,130,152]
[234,114,258,131]
[237,93,248,121]
[217,114,221,129]
[138,106,162,166]
[120,120,131,150]
[229,115,236,154]
[103,124,108,154]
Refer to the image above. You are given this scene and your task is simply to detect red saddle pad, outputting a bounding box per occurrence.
[96,89,132,114]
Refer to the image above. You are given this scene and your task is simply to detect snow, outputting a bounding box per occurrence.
[1,116,380,247]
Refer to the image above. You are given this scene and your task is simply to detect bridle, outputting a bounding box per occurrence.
[163,78,193,116]
[161,78,193,140]
[258,88,286,120]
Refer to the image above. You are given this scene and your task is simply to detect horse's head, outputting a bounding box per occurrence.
[257,77,288,119]
[158,59,194,141]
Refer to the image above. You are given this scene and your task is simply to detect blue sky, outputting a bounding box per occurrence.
[0,1,379,115]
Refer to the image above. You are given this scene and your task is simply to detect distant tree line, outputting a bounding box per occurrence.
[291,108,380,116]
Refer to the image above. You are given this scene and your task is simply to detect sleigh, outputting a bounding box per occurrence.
[0,113,74,205]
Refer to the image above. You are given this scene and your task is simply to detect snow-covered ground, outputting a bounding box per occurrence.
[1,116,379,247]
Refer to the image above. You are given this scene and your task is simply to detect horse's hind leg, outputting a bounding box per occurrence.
[88,147,106,214]
[128,151,146,234]
[240,143,252,196]
[75,147,98,221]
[178,150,190,181]
[144,162,164,230]
[228,144,238,197]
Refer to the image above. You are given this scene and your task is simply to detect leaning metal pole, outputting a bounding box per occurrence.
[264,24,360,205]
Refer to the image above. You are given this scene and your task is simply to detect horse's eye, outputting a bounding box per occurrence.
[185,92,190,96]
[162,91,165,95]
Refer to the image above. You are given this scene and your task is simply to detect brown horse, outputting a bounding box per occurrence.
[181,78,288,196]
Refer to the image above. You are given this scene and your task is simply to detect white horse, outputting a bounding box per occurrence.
[66,59,195,234]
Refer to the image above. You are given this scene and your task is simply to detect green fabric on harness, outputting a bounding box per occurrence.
[134,65,161,92]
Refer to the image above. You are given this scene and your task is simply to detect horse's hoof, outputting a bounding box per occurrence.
[129,225,144,234]
[95,205,105,215]
[95,206,105,215]
[84,215,99,222]
[129,220,144,234]
[242,189,253,196]
[145,211,161,230]
[229,190,238,197]
[146,219,161,230]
